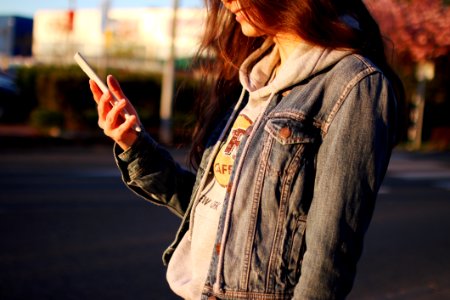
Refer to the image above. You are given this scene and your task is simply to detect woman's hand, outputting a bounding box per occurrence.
[89,75,141,151]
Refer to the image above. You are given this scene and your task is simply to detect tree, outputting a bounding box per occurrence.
[366,0,450,62]
[365,0,450,149]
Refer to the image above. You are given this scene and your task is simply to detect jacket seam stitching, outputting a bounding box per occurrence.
[322,67,378,135]
[239,135,274,288]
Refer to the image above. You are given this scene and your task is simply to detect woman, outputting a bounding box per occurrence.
[89,0,404,298]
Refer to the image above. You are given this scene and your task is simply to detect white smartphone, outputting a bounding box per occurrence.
[74,52,141,132]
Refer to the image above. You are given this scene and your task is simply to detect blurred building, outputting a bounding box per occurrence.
[0,16,33,57]
[32,7,205,69]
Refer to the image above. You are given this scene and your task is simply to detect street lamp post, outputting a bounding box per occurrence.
[159,0,179,145]
[409,60,435,150]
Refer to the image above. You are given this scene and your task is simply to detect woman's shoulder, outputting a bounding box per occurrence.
[275,53,389,130]
[332,53,383,78]
[309,53,387,100]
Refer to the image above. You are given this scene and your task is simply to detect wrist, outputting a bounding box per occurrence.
[117,132,138,151]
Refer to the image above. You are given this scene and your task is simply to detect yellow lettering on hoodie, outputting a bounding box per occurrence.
[214,114,252,187]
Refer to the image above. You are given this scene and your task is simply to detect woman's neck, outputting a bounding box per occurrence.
[273,33,303,66]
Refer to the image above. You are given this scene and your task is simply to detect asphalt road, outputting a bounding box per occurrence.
[0,143,449,300]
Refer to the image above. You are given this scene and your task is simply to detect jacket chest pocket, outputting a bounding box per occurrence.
[263,116,319,181]
[259,117,317,290]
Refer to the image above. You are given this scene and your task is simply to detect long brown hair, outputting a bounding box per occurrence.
[189,0,405,169]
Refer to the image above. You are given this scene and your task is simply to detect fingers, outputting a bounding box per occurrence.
[109,76,142,120]
[96,91,114,129]
[89,79,103,104]
[101,99,139,150]
[107,75,127,102]
[88,75,140,149]
[100,98,135,134]
[116,113,138,137]
[105,99,125,130]
[90,75,125,105]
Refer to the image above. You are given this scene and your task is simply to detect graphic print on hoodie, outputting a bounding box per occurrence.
[214,114,252,187]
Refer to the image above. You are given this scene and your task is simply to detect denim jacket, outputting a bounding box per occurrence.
[115,53,397,299]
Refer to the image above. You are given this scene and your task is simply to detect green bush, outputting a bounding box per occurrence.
[29,108,65,136]
[13,64,198,137]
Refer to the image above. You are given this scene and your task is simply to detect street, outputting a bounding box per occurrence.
[0,143,449,299]
[349,151,450,300]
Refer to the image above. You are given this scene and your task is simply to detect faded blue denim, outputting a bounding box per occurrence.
[114,54,398,299]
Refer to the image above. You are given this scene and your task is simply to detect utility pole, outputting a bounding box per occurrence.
[159,0,179,145]
[66,0,76,62]
[99,0,111,79]
[409,61,435,150]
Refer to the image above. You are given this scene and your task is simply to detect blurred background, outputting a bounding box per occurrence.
[0,0,449,299]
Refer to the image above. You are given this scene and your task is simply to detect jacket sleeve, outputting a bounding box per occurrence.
[114,131,196,218]
[293,72,397,299]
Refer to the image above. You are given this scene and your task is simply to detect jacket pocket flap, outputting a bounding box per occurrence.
[265,118,315,145]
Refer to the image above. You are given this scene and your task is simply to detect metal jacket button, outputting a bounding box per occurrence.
[279,126,292,139]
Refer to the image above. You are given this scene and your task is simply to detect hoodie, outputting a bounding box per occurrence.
[241,38,351,102]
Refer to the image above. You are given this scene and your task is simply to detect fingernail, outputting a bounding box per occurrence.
[108,75,117,83]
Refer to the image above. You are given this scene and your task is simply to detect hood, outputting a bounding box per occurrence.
[239,38,352,102]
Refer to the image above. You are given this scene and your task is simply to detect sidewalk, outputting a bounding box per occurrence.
[0,124,40,137]
[0,124,189,149]
[0,124,112,148]
[1,124,449,166]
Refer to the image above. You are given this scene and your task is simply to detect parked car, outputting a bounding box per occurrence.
[0,71,19,122]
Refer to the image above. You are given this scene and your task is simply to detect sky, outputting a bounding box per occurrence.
[0,0,204,18]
